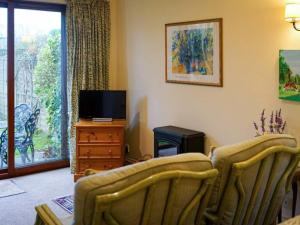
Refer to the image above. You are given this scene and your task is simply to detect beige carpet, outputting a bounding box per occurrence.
[0,168,74,225]
[0,180,25,198]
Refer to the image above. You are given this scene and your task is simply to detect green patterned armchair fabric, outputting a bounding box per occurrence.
[206,134,300,225]
[35,153,218,225]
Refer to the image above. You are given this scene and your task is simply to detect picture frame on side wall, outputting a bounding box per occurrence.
[279,50,300,102]
[165,18,223,87]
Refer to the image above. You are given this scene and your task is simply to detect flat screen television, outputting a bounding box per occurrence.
[79,90,126,120]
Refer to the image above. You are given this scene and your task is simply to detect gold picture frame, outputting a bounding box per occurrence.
[165,18,223,87]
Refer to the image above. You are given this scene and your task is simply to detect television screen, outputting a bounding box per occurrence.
[79,90,126,119]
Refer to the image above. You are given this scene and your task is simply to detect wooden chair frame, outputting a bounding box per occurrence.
[35,169,218,225]
[206,145,300,225]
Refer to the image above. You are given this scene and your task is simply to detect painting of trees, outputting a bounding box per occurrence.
[171,28,214,75]
[279,50,300,102]
[279,54,290,83]
[166,20,222,86]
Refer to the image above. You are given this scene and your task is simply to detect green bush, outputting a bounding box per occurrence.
[33,30,61,152]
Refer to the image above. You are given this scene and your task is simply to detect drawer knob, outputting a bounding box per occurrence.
[108,149,112,154]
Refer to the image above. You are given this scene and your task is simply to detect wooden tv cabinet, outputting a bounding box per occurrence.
[74,120,126,181]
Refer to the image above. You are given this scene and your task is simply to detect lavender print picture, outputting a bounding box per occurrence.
[165,18,223,86]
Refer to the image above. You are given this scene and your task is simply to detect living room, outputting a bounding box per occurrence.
[1,0,300,224]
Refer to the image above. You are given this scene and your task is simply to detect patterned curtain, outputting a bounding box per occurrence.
[66,0,111,172]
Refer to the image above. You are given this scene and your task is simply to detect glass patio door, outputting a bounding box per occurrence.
[0,1,68,178]
[0,6,8,174]
[14,9,64,168]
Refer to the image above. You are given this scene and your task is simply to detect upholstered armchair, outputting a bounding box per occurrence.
[35,153,218,225]
[205,134,300,225]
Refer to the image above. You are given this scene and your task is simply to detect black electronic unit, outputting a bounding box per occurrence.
[153,126,205,157]
[79,90,126,120]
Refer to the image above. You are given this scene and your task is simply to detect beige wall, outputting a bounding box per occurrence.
[115,0,300,158]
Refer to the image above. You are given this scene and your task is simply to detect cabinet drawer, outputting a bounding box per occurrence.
[78,159,122,172]
[78,145,121,158]
[78,128,122,143]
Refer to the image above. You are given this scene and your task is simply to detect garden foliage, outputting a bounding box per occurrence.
[34,30,61,152]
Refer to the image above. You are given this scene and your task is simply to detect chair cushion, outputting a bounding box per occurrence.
[74,153,212,225]
[209,134,297,211]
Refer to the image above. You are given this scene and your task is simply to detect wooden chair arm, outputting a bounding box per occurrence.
[34,204,63,225]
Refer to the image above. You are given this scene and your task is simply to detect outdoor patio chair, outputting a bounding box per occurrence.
[15,106,40,164]
[0,128,8,168]
[15,104,32,133]
[0,104,40,167]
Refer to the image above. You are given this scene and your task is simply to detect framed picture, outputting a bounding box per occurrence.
[165,18,223,86]
[279,50,300,102]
